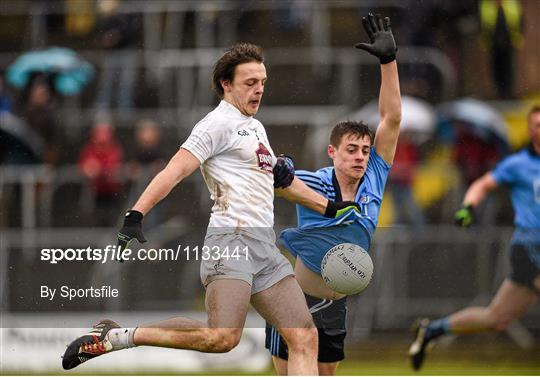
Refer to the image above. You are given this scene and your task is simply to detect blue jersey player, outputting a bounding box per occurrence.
[267,13,402,375]
[409,105,540,371]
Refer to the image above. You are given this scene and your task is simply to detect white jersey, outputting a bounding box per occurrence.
[181,100,277,243]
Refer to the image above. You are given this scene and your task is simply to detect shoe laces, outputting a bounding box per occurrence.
[82,335,107,354]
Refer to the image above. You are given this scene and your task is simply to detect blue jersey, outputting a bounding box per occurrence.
[491,145,540,245]
[280,146,391,274]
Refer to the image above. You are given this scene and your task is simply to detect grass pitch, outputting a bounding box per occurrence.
[4,336,539,375]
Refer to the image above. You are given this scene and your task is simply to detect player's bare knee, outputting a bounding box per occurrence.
[298,327,318,356]
[284,326,318,355]
[206,328,242,353]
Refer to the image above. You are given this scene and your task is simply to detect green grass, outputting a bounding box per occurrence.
[4,339,539,376]
[16,359,536,376]
[184,359,540,376]
[336,359,540,375]
[5,357,538,376]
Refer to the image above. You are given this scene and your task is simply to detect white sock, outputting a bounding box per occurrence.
[106,328,137,350]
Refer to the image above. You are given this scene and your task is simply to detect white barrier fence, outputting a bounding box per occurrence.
[0,312,269,374]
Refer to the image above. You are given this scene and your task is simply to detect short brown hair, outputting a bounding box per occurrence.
[212,43,264,99]
[330,121,374,147]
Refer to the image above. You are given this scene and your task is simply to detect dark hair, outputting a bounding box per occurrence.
[330,121,374,147]
[528,105,540,121]
[212,43,264,99]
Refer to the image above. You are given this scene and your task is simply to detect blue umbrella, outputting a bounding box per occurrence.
[6,47,94,95]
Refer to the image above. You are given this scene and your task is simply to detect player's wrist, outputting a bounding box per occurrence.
[380,54,396,64]
[124,210,143,225]
[462,203,474,211]
[324,200,337,218]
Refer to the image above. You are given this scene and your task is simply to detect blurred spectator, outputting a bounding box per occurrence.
[273,0,310,32]
[64,0,96,39]
[0,75,13,114]
[479,0,524,99]
[126,119,166,229]
[400,0,476,48]
[452,122,502,186]
[16,73,59,164]
[130,119,165,168]
[78,123,124,226]
[452,123,504,225]
[388,132,426,225]
[399,0,477,98]
[94,0,140,114]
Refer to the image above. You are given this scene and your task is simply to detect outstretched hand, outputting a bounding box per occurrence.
[324,201,361,218]
[117,210,147,259]
[454,205,475,228]
[355,13,397,64]
[273,154,295,189]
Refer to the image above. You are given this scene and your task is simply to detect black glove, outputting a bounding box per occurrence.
[454,204,475,228]
[273,154,295,189]
[355,13,397,64]
[324,200,361,218]
[117,210,147,252]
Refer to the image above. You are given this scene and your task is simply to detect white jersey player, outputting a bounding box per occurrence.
[63,43,360,375]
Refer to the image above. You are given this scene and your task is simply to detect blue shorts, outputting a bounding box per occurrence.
[510,243,540,295]
[279,224,371,275]
[265,293,347,363]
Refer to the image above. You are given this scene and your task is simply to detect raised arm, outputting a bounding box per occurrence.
[117,148,200,250]
[355,13,401,164]
[463,172,499,207]
[455,172,499,227]
[132,148,201,214]
[374,61,401,164]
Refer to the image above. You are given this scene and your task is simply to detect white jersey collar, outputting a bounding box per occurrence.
[220,100,252,119]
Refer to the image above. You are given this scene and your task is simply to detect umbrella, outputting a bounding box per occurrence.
[437,98,509,148]
[346,95,436,144]
[0,112,44,164]
[6,47,94,95]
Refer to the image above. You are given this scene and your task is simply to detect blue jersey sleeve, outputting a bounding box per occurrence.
[296,170,335,200]
[491,155,519,185]
[363,147,392,199]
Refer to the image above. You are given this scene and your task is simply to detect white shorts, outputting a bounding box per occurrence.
[200,233,294,295]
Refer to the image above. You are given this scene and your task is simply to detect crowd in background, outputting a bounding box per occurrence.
[0,0,537,229]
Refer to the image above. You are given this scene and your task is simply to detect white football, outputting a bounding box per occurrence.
[321,243,373,295]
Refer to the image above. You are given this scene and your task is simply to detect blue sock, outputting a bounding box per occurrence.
[425,317,450,341]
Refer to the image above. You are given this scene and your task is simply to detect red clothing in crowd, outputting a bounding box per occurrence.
[78,124,123,196]
[390,139,420,186]
[453,131,501,185]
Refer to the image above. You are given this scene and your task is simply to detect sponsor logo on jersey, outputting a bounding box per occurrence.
[237,129,250,136]
[256,143,273,173]
[212,259,225,276]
